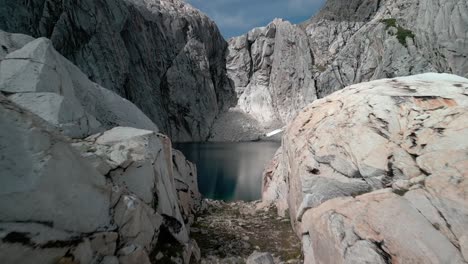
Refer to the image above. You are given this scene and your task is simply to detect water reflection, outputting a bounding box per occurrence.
[174,141,280,201]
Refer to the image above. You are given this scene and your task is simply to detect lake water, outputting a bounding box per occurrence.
[174,141,280,202]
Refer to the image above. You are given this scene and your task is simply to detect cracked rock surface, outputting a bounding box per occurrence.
[263,73,468,263]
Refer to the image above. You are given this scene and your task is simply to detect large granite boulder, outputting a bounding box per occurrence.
[0,0,236,141]
[263,73,468,263]
[0,97,202,263]
[0,95,111,234]
[73,127,201,244]
[0,95,116,263]
[0,34,158,138]
[70,127,202,262]
[0,29,202,263]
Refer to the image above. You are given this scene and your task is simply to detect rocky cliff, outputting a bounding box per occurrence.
[0,0,236,142]
[221,0,468,139]
[263,73,468,263]
[0,31,202,263]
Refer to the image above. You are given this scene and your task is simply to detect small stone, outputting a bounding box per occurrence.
[242,236,250,241]
[392,180,411,194]
[409,184,423,190]
[410,175,426,185]
[156,252,164,261]
[246,251,275,264]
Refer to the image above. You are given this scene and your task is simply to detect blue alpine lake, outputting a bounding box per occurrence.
[174,141,280,202]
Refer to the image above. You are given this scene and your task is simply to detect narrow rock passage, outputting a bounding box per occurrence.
[192,200,303,263]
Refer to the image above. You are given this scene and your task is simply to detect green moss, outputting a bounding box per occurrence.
[381,18,397,29]
[396,26,415,47]
[316,64,327,72]
[381,18,415,47]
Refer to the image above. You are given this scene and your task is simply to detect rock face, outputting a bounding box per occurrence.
[304,0,468,97]
[0,33,158,138]
[73,127,197,245]
[172,149,202,226]
[212,19,316,140]
[222,0,468,140]
[0,95,111,234]
[0,31,202,263]
[227,19,316,126]
[0,0,235,141]
[263,73,468,263]
[261,148,289,217]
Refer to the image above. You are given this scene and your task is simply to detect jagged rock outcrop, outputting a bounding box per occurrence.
[0,0,236,141]
[223,0,467,140]
[211,19,316,140]
[261,149,288,217]
[0,34,158,138]
[72,127,200,251]
[0,30,202,263]
[263,73,468,263]
[172,149,202,226]
[228,19,316,125]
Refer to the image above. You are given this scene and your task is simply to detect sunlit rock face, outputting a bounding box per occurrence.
[222,0,468,141]
[212,19,316,141]
[227,19,317,126]
[264,73,468,263]
[0,0,236,141]
[0,31,202,263]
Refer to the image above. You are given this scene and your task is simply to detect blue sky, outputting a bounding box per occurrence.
[186,0,327,38]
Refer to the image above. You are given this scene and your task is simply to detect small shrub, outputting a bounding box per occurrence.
[381,18,397,29]
[316,64,327,72]
[396,26,415,47]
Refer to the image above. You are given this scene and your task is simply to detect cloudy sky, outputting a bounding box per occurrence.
[186,0,326,38]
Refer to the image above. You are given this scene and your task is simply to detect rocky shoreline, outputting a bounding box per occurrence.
[193,200,302,264]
